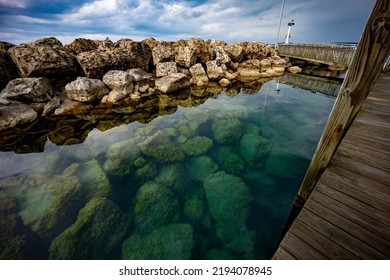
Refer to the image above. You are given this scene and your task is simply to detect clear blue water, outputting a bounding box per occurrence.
[0,79,335,259]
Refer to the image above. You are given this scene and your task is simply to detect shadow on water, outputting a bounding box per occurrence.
[0,76,337,260]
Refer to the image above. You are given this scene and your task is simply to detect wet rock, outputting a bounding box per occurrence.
[181,135,213,156]
[260,58,272,71]
[186,155,219,182]
[215,146,246,175]
[133,181,180,234]
[155,163,191,194]
[289,66,302,73]
[0,51,18,90]
[203,171,251,243]
[219,78,230,86]
[64,38,98,55]
[156,62,178,78]
[49,197,130,259]
[65,77,109,102]
[42,96,61,116]
[102,70,134,103]
[175,46,197,68]
[8,37,80,79]
[0,100,38,130]
[205,248,239,260]
[155,73,190,94]
[135,161,157,183]
[0,77,53,103]
[211,118,244,144]
[184,198,204,224]
[54,99,86,115]
[205,61,225,80]
[122,223,193,259]
[127,68,154,93]
[238,133,271,164]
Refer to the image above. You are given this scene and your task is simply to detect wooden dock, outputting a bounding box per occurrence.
[272,73,390,259]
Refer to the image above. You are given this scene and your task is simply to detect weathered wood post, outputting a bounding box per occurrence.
[296,0,390,203]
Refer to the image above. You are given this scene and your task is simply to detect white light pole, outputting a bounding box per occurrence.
[285,19,294,44]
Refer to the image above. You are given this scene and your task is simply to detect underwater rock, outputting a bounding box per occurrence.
[264,151,310,179]
[184,198,204,224]
[203,171,251,243]
[215,146,246,175]
[223,230,256,259]
[155,163,190,194]
[155,73,190,94]
[186,155,219,182]
[181,136,213,156]
[211,118,244,144]
[0,100,38,131]
[103,138,141,176]
[242,171,277,195]
[49,197,130,259]
[122,223,193,260]
[204,248,239,260]
[135,162,157,183]
[266,114,297,137]
[140,130,185,163]
[238,133,271,164]
[65,77,109,103]
[1,77,53,103]
[133,181,180,234]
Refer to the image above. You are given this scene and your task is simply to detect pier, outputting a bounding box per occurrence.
[273,0,390,259]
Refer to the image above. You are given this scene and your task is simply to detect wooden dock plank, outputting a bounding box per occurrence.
[272,246,296,260]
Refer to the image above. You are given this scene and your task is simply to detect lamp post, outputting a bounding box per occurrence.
[285,19,294,44]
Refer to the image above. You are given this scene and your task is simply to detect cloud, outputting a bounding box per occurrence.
[0,0,28,8]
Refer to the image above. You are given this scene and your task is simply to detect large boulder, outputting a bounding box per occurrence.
[238,133,271,164]
[151,41,175,65]
[175,46,197,68]
[189,63,209,86]
[102,70,134,103]
[65,77,109,102]
[0,51,18,90]
[133,181,180,234]
[49,197,130,259]
[203,171,251,243]
[205,60,225,80]
[0,100,38,130]
[224,43,245,62]
[181,135,213,156]
[8,37,80,79]
[215,146,246,175]
[0,77,52,103]
[186,155,219,182]
[156,62,178,78]
[122,223,193,259]
[127,68,154,93]
[155,163,191,194]
[155,73,190,94]
[211,118,244,144]
[64,38,98,55]
[115,39,152,71]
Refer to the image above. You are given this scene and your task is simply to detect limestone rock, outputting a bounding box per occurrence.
[181,135,213,156]
[211,118,244,144]
[133,181,180,234]
[245,42,274,60]
[49,197,130,259]
[189,63,209,85]
[151,41,175,65]
[8,37,80,79]
[219,78,230,86]
[206,60,225,80]
[224,43,245,62]
[175,46,197,68]
[0,77,53,103]
[155,163,190,194]
[0,51,18,90]
[65,77,109,102]
[156,62,178,78]
[122,223,193,259]
[115,39,152,71]
[215,146,246,175]
[42,96,61,116]
[239,133,271,164]
[0,100,38,130]
[64,38,98,55]
[186,38,211,63]
[289,66,302,73]
[102,70,134,103]
[155,73,190,94]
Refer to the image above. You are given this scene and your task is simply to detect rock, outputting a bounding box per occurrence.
[155,163,191,194]
[211,118,244,144]
[264,151,310,179]
[260,58,272,71]
[49,197,130,259]
[245,42,273,60]
[133,181,180,234]
[175,46,197,68]
[186,155,219,182]
[65,77,109,102]
[189,63,209,85]
[224,43,245,62]
[0,51,18,90]
[102,70,134,102]
[289,66,302,73]
[122,223,193,259]
[205,248,239,260]
[186,38,211,63]
[54,99,84,115]
[0,41,15,52]
[0,100,38,130]
[115,39,152,71]
[203,171,251,243]
[238,133,271,164]
[103,138,141,176]
[215,146,246,175]
[8,37,80,79]
[156,62,178,77]
[127,68,154,93]
[219,78,230,86]
[214,46,231,66]
[181,136,213,156]
[135,162,157,183]
[64,38,98,55]
[42,96,61,116]
[155,73,190,94]
[184,198,204,224]
[0,77,53,103]
[151,41,175,65]
[237,60,262,79]
[242,171,277,195]
[205,60,225,80]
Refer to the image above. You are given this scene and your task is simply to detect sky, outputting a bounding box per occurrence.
[0,0,377,45]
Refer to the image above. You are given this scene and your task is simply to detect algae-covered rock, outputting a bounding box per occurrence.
[184,198,204,224]
[204,248,239,260]
[238,133,271,164]
[186,156,219,182]
[181,136,213,156]
[264,151,310,179]
[203,171,251,243]
[215,146,246,175]
[103,138,141,176]
[49,197,130,259]
[133,181,179,234]
[242,171,277,195]
[122,223,193,260]
[155,163,191,194]
[135,162,157,183]
[211,118,244,144]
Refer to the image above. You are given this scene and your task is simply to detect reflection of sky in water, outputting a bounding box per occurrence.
[0,80,335,260]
